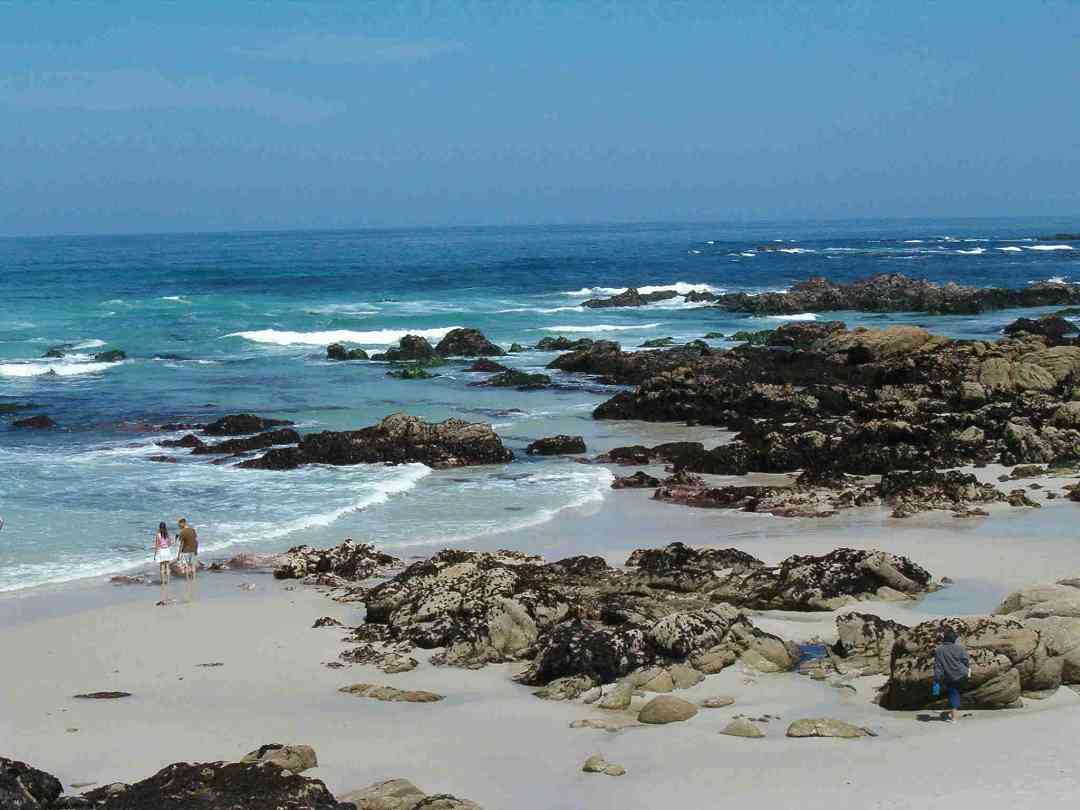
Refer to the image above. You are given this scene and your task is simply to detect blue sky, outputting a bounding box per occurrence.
[0,0,1077,235]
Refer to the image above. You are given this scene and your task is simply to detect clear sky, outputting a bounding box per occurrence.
[1,0,1078,236]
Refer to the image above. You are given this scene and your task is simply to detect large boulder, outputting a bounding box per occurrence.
[273,540,401,581]
[880,616,1056,710]
[514,621,654,686]
[364,550,572,667]
[637,695,698,724]
[82,760,339,809]
[1003,315,1078,342]
[435,328,505,357]
[241,413,513,470]
[0,757,62,809]
[582,288,679,309]
[833,612,909,675]
[373,336,441,365]
[239,744,318,775]
[11,415,56,429]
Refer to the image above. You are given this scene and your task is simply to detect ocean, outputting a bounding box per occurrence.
[1,218,1078,593]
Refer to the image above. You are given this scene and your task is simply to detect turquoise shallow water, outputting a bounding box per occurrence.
[1,219,1078,592]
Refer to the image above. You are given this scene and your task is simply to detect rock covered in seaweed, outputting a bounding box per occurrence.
[203,414,294,436]
[82,760,339,809]
[0,756,62,809]
[240,413,513,471]
[327,343,369,361]
[273,540,401,581]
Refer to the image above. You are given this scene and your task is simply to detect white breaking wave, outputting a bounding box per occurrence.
[161,296,192,304]
[305,303,381,316]
[560,282,721,297]
[902,239,925,243]
[496,305,584,314]
[72,339,106,350]
[225,327,463,347]
[739,251,756,257]
[997,246,1023,252]
[1024,245,1074,252]
[777,248,814,254]
[760,313,818,322]
[0,358,122,378]
[956,248,986,255]
[539,323,663,333]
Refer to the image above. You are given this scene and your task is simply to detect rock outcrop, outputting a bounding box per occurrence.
[525,435,586,455]
[339,779,482,809]
[240,413,513,470]
[879,615,1075,710]
[371,336,442,365]
[273,540,401,581]
[327,343,369,361]
[435,328,505,357]
[191,428,300,455]
[82,760,339,809]
[0,757,62,809]
[585,319,1080,484]
[203,414,294,436]
[582,287,679,308]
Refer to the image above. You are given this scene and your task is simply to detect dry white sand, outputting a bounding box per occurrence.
[4,468,1080,808]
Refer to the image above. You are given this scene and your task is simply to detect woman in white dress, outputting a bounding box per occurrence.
[152,521,173,606]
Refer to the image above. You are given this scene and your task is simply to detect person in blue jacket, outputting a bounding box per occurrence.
[933,628,971,722]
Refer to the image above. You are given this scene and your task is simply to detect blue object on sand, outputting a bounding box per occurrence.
[932,681,941,697]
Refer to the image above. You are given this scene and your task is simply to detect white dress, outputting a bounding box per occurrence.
[153,536,173,564]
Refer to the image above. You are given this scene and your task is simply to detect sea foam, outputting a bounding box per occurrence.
[539,323,663,333]
[226,327,463,346]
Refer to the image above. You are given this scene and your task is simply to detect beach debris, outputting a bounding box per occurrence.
[377,654,418,674]
[786,718,872,739]
[699,696,736,709]
[313,616,344,628]
[338,778,483,809]
[196,662,224,668]
[338,684,444,703]
[532,674,597,701]
[582,754,626,776]
[525,435,587,455]
[569,717,638,732]
[73,692,131,700]
[637,695,698,725]
[108,575,149,586]
[239,743,318,775]
[238,583,256,591]
[720,719,765,739]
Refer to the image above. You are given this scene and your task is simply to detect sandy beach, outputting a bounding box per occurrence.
[4,476,1080,809]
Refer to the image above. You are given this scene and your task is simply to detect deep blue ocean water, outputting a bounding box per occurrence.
[1,219,1078,592]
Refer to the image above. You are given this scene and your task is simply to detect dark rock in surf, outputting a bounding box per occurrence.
[93,349,127,363]
[12,415,56,429]
[240,413,513,471]
[371,335,443,365]
[203,414,294,436]
[435,328,506,357]
[536,336,594,352]
[1003,315,1078,343]
[192,428,300,455]
[473,370,551,390]
[526,435,587,456]
[611,471,661,489]
[326,343,369,361]
[158,433,205,448]
[466,358,511,373]
[581,288,680,309]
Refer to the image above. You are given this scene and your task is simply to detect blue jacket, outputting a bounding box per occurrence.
[933,641,971,684]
